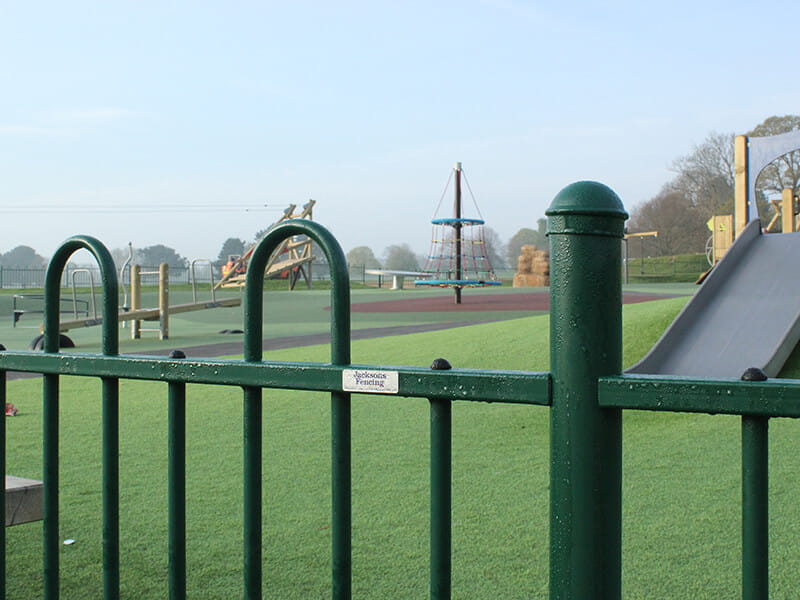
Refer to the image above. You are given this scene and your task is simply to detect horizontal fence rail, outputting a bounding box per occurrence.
[0,353,550,404]
[1,182,799,599]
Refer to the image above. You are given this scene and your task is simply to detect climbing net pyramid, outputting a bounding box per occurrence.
[420,217,499,286]
[415,163,500,302]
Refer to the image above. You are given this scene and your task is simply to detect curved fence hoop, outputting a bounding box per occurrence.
[44,236,119,355]
[243,219,351,364]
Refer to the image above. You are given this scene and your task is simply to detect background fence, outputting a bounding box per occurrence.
[0,259,364,289]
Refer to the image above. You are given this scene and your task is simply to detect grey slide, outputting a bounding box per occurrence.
[628,220,800,378]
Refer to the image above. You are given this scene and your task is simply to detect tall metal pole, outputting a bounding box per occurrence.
[454,162,462,305]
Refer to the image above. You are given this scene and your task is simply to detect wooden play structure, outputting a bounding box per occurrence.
[215,200,317,290]
[761,188,798,233]
[40,261,240,343]
[707,131,800,263]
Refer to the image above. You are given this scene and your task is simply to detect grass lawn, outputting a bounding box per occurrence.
[5,295,800,598]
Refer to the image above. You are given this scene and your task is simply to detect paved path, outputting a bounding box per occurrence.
[5,320,499,380]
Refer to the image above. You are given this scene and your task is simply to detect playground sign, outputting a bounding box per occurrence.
[342,369,399,394]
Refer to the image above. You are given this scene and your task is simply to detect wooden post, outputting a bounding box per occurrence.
[159,263,169,340]
[782,189,795,233]
[734,135,749,238]
[712,215,734,263]
[130,264,141,339]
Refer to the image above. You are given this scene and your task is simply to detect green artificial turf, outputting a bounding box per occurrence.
[5,296,800,598]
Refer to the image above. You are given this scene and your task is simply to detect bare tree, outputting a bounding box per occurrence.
[481,226,507,269]
[628,187,709,256]
[669,131,736,218]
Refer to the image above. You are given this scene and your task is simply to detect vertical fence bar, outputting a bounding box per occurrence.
[44,236,119,600]
[243,233,266,599]
[742,415,769,600]
[429,397,452,600]
[102,376,120,599]
[547,181,628,600]
[330,387,351,600]
[242,385,262,599]
[329,259,351,600]
[43,262,62,600]
[168,350,187,600]
[245,219,352,599]
[0,356,6,598]
[43,373,59,599]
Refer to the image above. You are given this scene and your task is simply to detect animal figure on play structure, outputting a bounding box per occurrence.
[414,162,501,304]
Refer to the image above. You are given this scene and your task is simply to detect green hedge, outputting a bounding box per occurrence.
[624,253,708,283]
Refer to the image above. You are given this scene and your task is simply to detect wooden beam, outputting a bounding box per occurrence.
[782,188,795,233]
[51,298,241,332]
[734,135,749,238]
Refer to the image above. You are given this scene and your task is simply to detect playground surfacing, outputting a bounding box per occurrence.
[139,288,685,359]
[0,285,692,365]
[348,290,683,313]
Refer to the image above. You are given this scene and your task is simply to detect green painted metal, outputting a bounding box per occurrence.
[742,416,769,600]
[168,350,187,600]
[547,181,627,600]
[42,373,59,600]
[0,367,5,599]
[430,398,452,599]
[0,353,550,404]
[599,374,800,417]
[43,236,120,600]
[101,376,120,600]
[243,220,353,599]
[2,195,799,598]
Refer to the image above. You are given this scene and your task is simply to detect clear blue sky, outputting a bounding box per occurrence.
[1,1,797,263]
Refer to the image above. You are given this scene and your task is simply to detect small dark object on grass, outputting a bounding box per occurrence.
[219,329,244,335]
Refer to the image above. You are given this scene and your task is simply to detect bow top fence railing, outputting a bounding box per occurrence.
[0,181,797,599]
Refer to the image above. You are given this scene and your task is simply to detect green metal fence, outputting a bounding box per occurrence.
[0,181,795,599]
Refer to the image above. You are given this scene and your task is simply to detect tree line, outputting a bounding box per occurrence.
[0,244,191,269]
[14,117,796,270]
[343,220,548,273]
[2,222,556,275]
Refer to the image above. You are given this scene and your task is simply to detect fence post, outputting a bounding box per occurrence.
[547,181,628,599]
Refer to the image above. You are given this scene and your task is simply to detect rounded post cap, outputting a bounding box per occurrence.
[741,367,768,381]
[430,357,452,370]
[546,181,628,219]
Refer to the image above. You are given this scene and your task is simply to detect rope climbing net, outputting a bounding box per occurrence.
[414,164,500,290]
[415,218,501,287]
